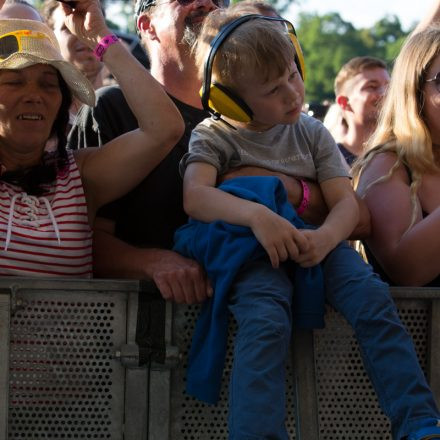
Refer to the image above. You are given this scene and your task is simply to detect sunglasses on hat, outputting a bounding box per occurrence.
[0,30,47,61]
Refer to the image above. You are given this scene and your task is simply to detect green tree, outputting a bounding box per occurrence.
[296,12,410,103]
[360,15,407,60]
[297,12,365,103]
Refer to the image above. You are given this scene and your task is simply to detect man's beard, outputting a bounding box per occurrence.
[182,22,202,48]
[182,10,209,48]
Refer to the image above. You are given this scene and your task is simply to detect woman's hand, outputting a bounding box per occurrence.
[61,0,110,49]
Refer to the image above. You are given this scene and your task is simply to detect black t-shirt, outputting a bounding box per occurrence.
[67,85,209,249]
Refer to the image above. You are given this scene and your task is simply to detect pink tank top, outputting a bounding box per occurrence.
[0,151,93,277]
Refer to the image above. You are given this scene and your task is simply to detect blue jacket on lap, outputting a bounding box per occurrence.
[173,176,324,404]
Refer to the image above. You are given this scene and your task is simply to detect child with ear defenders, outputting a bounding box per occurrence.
[174,4,440,440]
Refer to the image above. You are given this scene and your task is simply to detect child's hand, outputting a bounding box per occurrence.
[250,206,309,268]
[295,228,338,267]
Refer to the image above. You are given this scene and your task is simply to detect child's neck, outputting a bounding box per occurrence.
[227,118,276,133]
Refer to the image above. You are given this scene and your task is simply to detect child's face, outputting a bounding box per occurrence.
[237,62,305,131]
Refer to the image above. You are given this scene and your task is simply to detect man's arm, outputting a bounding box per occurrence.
[221,166,369,239]
[219,166,328,225]
[93,217,211,304]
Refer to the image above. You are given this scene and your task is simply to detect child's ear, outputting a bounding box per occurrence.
[336,95,349,110]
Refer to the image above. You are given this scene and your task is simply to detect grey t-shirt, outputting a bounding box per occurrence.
[180,113,349,183]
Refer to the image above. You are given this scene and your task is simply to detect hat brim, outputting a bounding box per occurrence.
[0,52,96,107]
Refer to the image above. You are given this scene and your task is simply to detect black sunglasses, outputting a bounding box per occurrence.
[136,0,229,18]
[426,72,440,93]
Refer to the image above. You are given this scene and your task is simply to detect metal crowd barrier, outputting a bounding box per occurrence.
[0,278,169,440]
[0,279,439,439]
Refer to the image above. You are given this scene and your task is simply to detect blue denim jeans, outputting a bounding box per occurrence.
[227,242,439,440]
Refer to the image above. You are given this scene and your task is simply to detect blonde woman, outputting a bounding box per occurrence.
[354,25,440,286]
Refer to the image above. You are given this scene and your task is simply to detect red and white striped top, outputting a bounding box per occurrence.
[0,151,93,278]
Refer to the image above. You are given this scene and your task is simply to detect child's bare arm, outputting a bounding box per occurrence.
[183,162,309,268]
[296,177,359,267]
[183,162,266,225]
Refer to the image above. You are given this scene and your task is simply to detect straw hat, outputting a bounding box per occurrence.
[0,18,95,106]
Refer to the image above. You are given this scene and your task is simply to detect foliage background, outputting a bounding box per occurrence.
[32,0,410,104]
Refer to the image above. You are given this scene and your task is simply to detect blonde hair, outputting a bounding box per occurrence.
[334,56,387,96]
[353,25,440,226]
[194,4,296,91]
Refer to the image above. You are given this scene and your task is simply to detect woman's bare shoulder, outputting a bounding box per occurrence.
[359,151,409,190]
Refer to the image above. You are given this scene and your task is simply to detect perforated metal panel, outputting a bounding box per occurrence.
[314,300,429,440]
[164,295,434,440]
[2,280,135,440]
[169,304,297,439]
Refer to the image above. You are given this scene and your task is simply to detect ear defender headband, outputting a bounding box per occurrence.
[201,14,306,123]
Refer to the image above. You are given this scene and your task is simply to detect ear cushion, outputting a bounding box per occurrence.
[200,14,306,121]
[206,82,253,123]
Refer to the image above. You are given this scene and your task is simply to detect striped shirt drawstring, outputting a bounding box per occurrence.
[0,151,92,278]
[5,193,62,251]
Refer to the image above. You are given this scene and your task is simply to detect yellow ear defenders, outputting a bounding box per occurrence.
[200,14,306,123]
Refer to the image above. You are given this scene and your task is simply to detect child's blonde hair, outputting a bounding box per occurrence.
[194,3,297,93]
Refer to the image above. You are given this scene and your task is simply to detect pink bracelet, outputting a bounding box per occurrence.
[296,179,310,215]
[93,34,119,61]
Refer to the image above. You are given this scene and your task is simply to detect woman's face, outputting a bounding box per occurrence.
[0,64,62,157]
[423,53,440,147]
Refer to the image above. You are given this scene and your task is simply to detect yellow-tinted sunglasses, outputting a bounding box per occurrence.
[0,29,47,60]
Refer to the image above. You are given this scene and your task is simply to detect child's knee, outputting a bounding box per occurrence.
[245,312,292,352]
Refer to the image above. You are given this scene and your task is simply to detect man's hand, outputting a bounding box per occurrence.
[149,249,212,304]
[93,218,212,305]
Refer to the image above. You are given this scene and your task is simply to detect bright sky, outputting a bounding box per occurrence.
[286,0,433,31]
